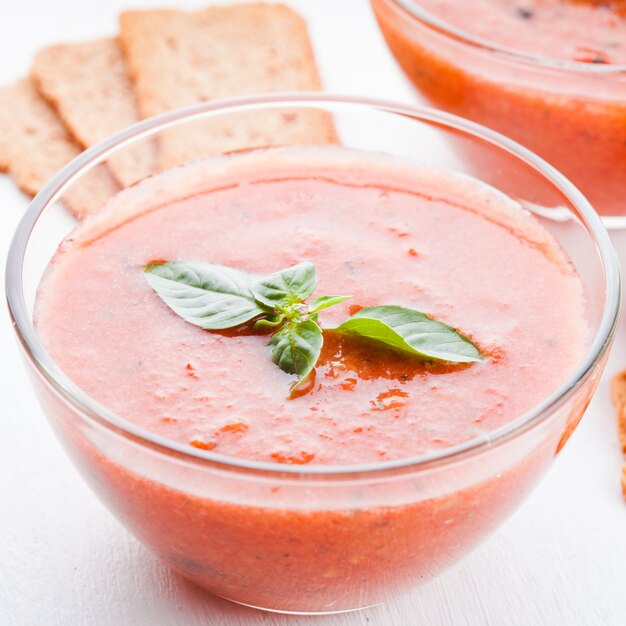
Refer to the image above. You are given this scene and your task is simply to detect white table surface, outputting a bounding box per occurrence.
[1,1,625,624]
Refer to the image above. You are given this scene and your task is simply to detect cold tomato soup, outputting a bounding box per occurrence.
[372,0,626,217]
[35,148,590,611]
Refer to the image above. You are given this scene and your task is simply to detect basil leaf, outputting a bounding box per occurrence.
[308,294,351,314]
[144,261,267,330]
[251,262,316,308]
[268,320,323,388]
[333,305,481,363]
[253,313,285,331]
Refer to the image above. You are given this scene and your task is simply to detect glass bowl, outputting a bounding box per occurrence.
[5,94,620,614]
[371,0,626,227]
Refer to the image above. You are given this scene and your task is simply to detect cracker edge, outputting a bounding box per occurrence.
[609,370,626,499]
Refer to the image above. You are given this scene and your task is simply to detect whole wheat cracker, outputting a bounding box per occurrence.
[32,38,158,186]
[610,370,626,454]
[610,370,626,500]
[119,3,337,168]
[0,78,118,219]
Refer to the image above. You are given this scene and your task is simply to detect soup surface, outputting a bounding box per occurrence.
[35,148,589,465]
[417,0,626,64]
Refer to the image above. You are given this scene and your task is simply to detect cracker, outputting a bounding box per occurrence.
[610,370,626,454]
[0,78,118,219]
[119,3,336,167]
[610,370,626,500]
[32,38,157,186]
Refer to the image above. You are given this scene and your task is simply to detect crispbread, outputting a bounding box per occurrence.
[119,3,336,167]
[610,370,626,500]
[610,370,626,455]
[0,78,118,219]
[32,38,157,186]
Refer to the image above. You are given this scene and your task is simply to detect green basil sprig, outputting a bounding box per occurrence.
[144,261,267,330]
[331,305,481,363]
[250,261,317,308]
[144,260,482,394]
[268,320,323,389]
[145,260,348,391]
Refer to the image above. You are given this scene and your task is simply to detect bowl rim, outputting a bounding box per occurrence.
[4,92,621,478]
[383,0,626,74]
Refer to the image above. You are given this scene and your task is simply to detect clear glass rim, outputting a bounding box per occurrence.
[4,93,621,479]
[387,0,626,74]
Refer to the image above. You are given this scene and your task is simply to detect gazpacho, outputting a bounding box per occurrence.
[33,147,591,610]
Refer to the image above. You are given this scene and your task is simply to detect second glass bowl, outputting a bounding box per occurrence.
[372,0,626,226]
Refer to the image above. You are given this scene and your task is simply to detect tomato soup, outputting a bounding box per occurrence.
[372,0,626,217]
[33,148,590,610]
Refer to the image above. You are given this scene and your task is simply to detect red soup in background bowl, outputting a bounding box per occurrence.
[371,0,626,226]
[5,95,620,614]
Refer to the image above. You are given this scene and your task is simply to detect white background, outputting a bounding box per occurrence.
[1,1,625,624]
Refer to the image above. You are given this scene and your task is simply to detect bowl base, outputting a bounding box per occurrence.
[218,594,385,616]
